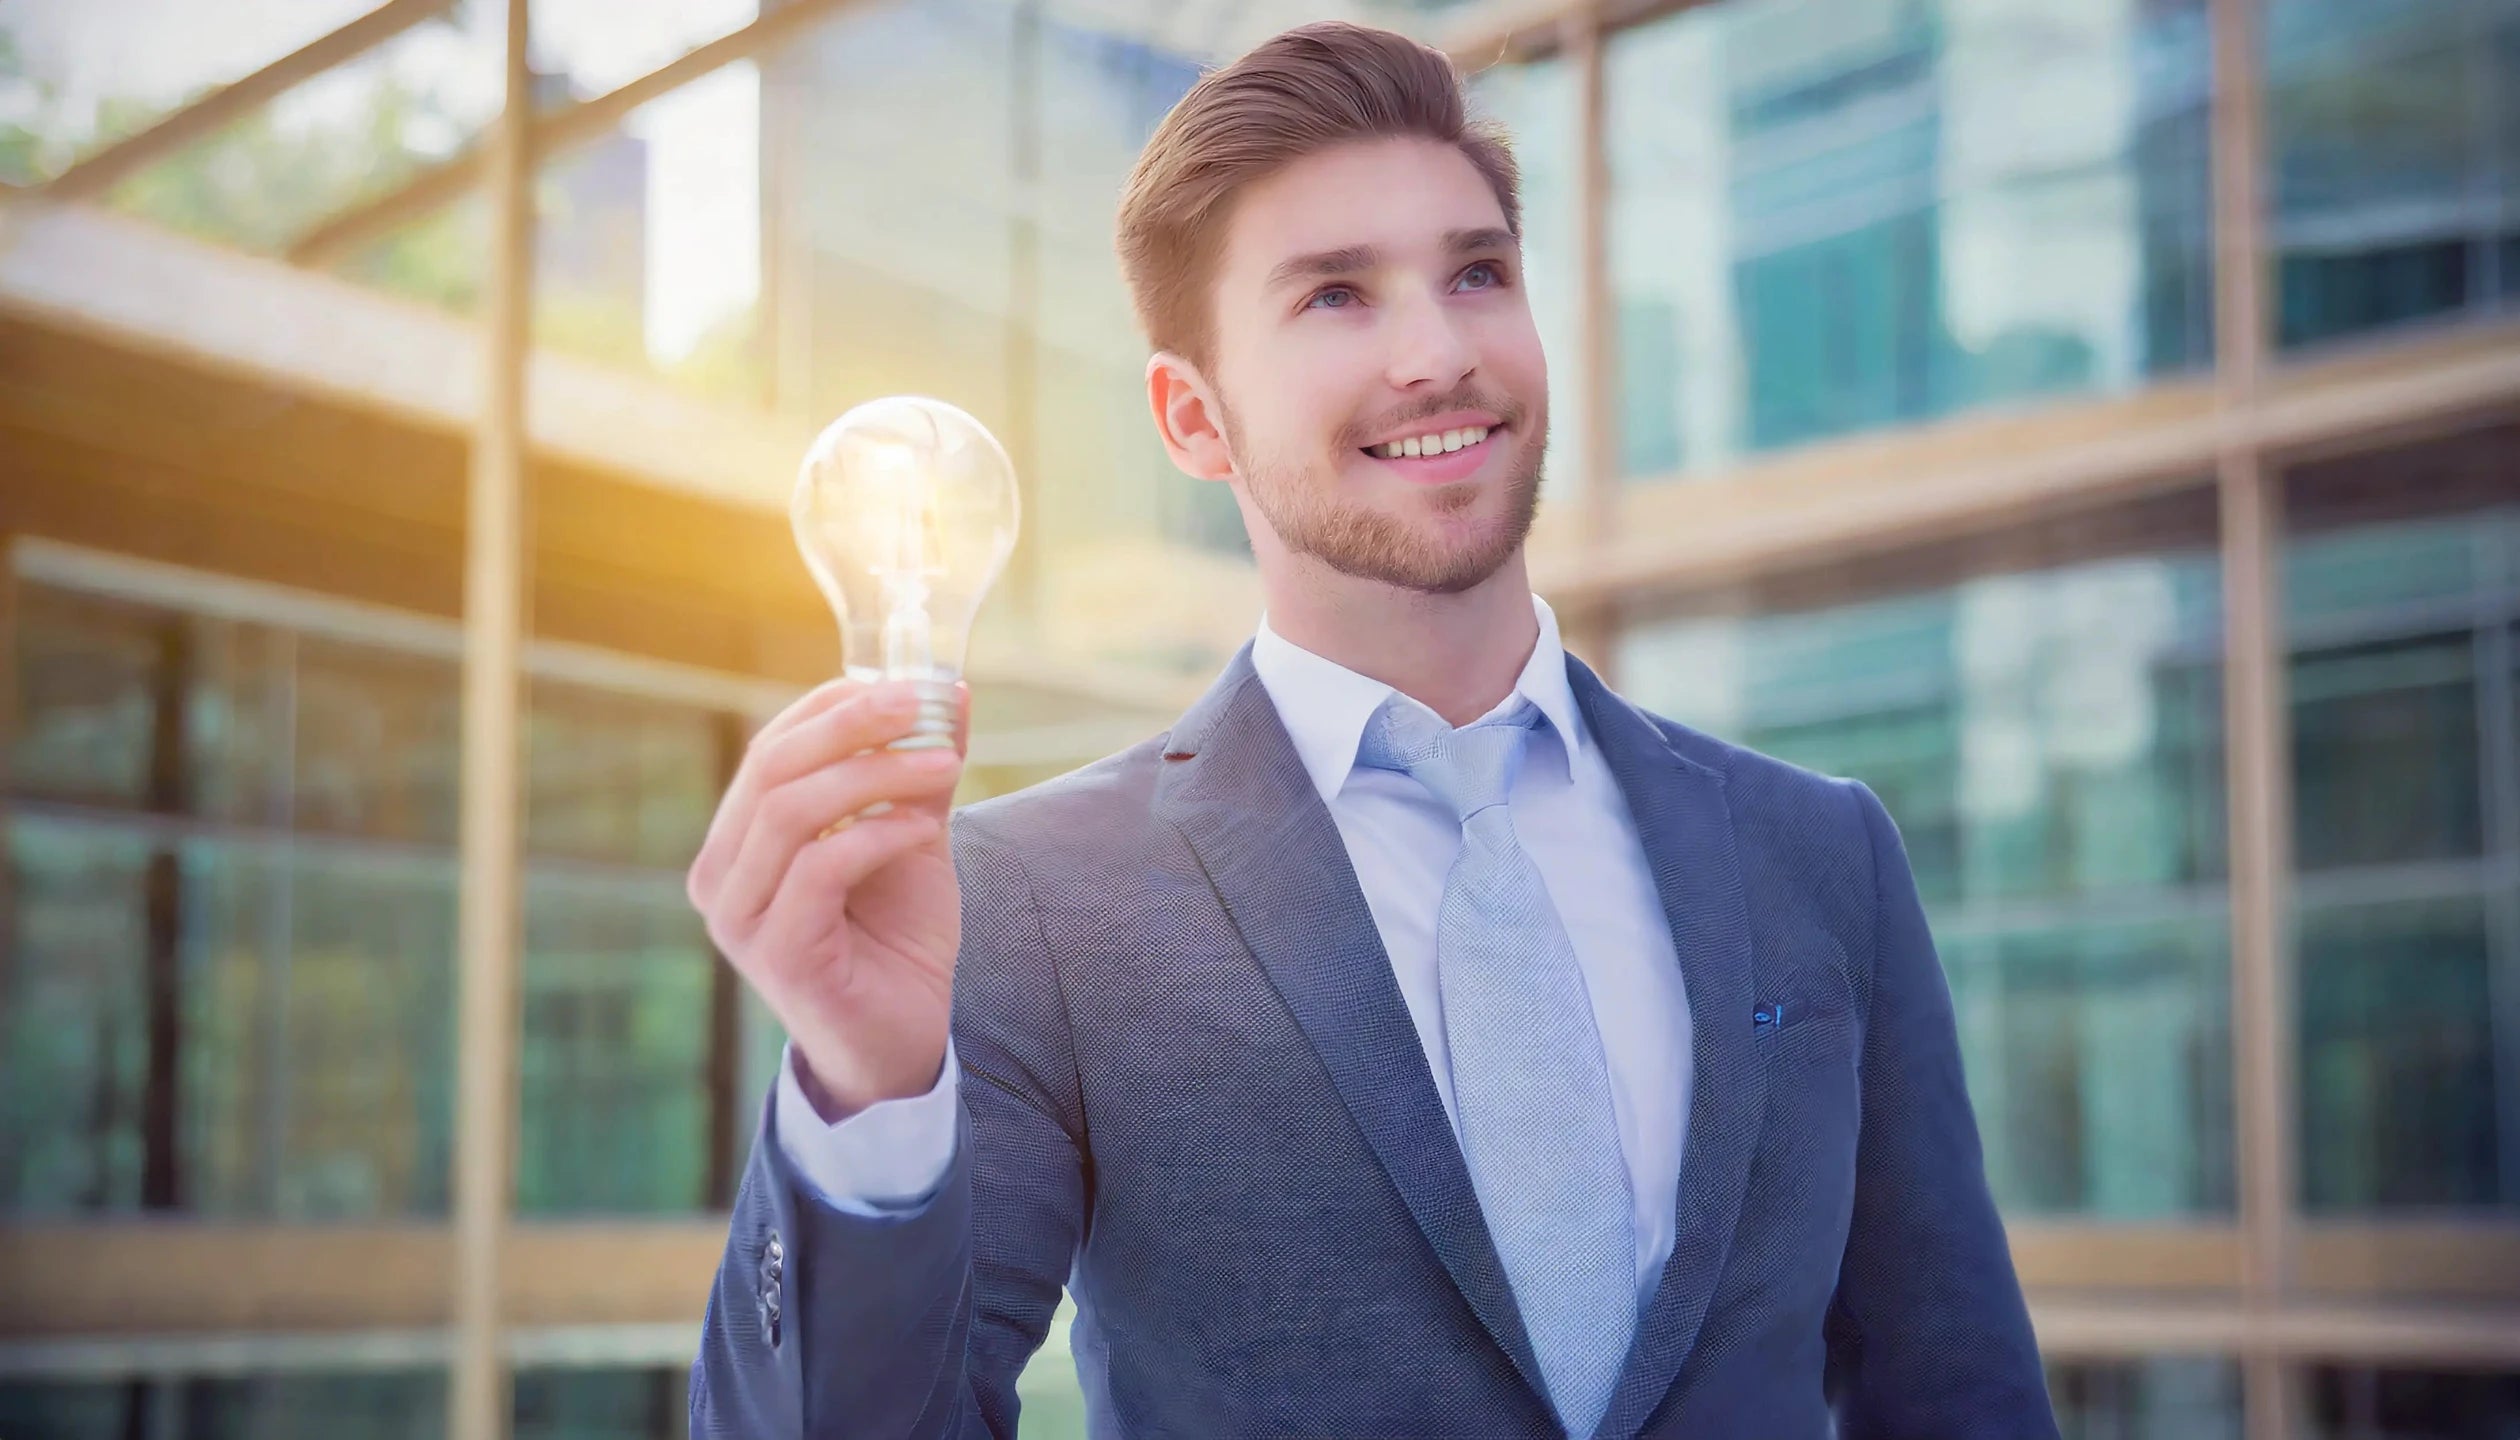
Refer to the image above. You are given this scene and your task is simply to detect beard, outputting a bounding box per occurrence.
[1217,390,1545,596]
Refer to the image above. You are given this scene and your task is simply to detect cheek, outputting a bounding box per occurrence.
[1477,313,1548,399]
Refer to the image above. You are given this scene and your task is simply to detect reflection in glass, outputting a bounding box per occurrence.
[1,818,150,1214]
[1617,544,2235,1216]
[2048,1356,2242,1439]
[1607,0,2213,478]
[2287,510,2517,1213]
[2304,1365,2520,1439]
[0,0,425,185]
[514,1365,686,1440]
[2299,894,2501,1210]
[2,579,748,1221]
[526,682,722,869]
[518,874,715,1216]
[129,37,497,250]
[2268,0,2520,348]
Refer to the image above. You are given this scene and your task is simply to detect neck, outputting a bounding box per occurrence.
[1258,550,1540,728]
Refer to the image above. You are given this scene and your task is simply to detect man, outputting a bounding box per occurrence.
[688,21,2054,1440]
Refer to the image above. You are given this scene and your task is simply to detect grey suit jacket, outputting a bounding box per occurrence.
[691,648,2056,1439]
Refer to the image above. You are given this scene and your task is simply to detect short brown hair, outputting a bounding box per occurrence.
[1115,22,1521,370]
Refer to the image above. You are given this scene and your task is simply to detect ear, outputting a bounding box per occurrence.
[1146,351,1235,484]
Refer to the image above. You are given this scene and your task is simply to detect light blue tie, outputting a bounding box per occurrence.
[1360,697,1636,1440]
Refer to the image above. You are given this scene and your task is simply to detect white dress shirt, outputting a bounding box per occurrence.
[774,595,1692,1303]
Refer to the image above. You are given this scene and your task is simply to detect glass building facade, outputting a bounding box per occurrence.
[1,0,2515,1436]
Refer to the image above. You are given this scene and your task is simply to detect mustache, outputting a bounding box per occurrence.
[1339,388,1526,450]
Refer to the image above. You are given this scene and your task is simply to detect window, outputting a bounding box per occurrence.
[1617,519,2236,1216]
[1607,0,2214,479]
[1,575,753,1219]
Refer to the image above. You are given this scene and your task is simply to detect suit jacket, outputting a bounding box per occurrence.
[690,648,2057,1439]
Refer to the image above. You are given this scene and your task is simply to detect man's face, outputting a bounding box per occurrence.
[1198,136,1548,594]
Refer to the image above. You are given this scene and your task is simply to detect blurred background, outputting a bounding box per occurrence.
[0,0,2514,1435]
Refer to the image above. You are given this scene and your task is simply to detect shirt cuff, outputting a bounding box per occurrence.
[772,1036,961,1216]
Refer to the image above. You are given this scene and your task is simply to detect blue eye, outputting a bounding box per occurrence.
[1456,262,1503,292]
[1307,286,1359,310]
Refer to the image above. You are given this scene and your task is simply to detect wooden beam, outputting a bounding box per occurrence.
[2295,1223,2520,1303]
[286,0,874,268]
[2029,1295,2520,1366]
[2007,1222,2247,1295]
[449,0,532,1432]
[40,0,459,203]
[1530,320,2520,609]
[2207,3,2290,1435]
[0,1224,723,1338]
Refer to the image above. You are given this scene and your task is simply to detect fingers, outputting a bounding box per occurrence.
[763,808,945,943]
[693,682,931,903]
[707,743,962,930]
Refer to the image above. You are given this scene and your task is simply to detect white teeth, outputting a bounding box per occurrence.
[1373,425,1491,460]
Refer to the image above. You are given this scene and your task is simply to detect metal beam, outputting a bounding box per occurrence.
[286,0,871,268]
[449,0,532,1433]
[41,0,459,203]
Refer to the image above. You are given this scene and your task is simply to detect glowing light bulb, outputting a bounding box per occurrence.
[792,396,1021,749]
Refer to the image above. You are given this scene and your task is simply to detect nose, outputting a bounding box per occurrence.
[1383,288,1476,393]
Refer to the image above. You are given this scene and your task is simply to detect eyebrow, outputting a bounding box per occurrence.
[1263,228,1520,292]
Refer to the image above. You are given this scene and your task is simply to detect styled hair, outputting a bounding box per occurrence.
[1114,21,1521,369]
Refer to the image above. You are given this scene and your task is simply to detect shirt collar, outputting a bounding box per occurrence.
[1250,593,1587,805]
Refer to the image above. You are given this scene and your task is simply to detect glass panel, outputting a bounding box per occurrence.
[290,634,461,847]
[2286,505,2516,1213]
[534,0,757,97]
[0,0,388,184]
[513,1366,684,1440]
[331,191,488,317]
[178,1369,446,1440]
[0,1377,144,1437]
[1616,542,2235,1216]
[91,13,500,257]
[2298,891,2504,1210]
[2047,1356,2243,1439]
[2304,1365,2520,1440]
[525,680,721,868]
[181,841,457,1219]
[10,584,162,809]
[1,816,150,1214]
[2268,0,2520,349]
[0,1370,451,1439]
[2292,636,2483,870]
[1608,0,2214,480]
[531,63,767,403]
[1946,915,2233,1215]
[517,871,714,1215]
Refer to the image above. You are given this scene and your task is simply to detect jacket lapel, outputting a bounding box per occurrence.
[1567,656,1772,1440]
[1153,648,1553,1413]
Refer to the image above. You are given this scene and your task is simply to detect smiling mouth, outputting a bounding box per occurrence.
[1359,423,1498,461]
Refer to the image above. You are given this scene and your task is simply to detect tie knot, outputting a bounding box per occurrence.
[1358,696,1539,823]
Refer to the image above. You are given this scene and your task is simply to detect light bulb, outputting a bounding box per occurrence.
[792,395,1021,750]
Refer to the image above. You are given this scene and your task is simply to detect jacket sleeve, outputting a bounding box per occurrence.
[1824,780,2059,1439]
[690,812,1089,1439]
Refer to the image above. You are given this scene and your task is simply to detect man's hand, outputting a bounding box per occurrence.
[687,679,968,1118]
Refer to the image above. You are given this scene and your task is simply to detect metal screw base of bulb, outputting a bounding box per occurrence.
[885,678,960,751]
